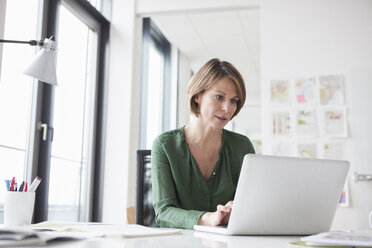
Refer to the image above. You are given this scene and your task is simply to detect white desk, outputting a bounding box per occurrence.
[26,229,300,248]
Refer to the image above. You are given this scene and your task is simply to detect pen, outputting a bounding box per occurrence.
[19,181,25,192]
[10,177,15,191]
[24,182,28,192]
[5,180,10,191]
[28,177,42,192]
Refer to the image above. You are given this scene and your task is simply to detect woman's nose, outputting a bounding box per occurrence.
[222,101,232,112]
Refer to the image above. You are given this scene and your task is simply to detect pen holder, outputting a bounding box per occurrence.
[4,192,35,226]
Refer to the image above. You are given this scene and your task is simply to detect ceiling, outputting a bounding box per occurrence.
[151,8,261,98]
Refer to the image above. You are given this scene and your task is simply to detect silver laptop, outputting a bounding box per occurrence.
[194,154,350,235]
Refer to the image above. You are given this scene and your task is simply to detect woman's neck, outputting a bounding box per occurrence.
[185,119,223,148]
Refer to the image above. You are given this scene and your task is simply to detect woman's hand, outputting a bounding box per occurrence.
[198,201,233,226]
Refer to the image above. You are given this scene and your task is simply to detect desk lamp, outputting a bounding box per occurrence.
[0,36,58,86]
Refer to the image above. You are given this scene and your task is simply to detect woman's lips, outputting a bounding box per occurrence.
[216,116,228,122]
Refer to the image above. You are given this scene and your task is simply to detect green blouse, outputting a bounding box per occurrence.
[151,127,255,229]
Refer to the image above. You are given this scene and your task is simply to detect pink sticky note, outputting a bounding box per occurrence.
[297,95,305,103]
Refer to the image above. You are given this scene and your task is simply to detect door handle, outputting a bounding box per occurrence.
[40,123,53,141]
[40,123,48,141]
[353,171,372,183]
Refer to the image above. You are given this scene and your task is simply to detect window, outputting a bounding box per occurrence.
[0,0,40,223]
[140,18,173,149]
[47,4,98,221]
[0,0,109,223]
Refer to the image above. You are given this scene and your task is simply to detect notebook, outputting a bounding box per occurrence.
[194,154,350,235]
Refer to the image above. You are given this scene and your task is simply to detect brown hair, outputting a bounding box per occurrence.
[186,58,246,119]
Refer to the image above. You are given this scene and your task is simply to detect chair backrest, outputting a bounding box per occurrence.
[135,150,158,227]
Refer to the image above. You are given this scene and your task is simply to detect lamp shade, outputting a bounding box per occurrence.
[23,38,58,86]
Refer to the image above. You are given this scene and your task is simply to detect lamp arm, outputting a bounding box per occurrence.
[0,39,43,46]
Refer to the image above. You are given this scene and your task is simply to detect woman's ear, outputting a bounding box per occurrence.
[194,93,200,103]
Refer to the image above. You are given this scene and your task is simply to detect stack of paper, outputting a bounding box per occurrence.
[1,222,181,246]
[300,231,372,247]
[0,227,91,247]
[31,222,182,238]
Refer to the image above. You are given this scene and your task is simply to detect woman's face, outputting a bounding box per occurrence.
[194,77,239,130]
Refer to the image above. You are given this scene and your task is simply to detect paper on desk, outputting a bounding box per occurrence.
[0,227,91,247]
[0,227,41,247]
[289,240,350,247]
[32,221,182,238]
[300,231,372,247]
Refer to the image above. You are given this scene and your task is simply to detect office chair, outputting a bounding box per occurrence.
[135,150,158,227]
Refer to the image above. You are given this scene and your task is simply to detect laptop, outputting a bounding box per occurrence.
[194,154,350,235]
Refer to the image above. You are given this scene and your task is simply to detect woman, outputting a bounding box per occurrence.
[151,58,255,229]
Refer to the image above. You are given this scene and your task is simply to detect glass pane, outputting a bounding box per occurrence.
[145,45,164,148]
[0,0,39,222]
[48,158,81,221]
[87,0,102,11]
[48,5,97,221]
[0,0,38,149]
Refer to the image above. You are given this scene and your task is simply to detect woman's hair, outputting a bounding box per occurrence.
[186,58,246,119]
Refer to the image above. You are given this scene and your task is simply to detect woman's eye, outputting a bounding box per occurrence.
[216,95,223,100]
[231,99,238,104]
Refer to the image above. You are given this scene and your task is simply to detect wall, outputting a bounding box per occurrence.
[103,1,192,223]
[261,0,372,229]
[102,0,142,224]
[234,92,261,141]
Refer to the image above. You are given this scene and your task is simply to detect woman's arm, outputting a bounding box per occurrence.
[151,138,204,229]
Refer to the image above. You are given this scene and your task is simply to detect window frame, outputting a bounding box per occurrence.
[0,0,6,73]
[139,18,171,149]
[30,0,110,223]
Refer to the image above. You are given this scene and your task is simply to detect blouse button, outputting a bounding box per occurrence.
[212,172,216,176]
